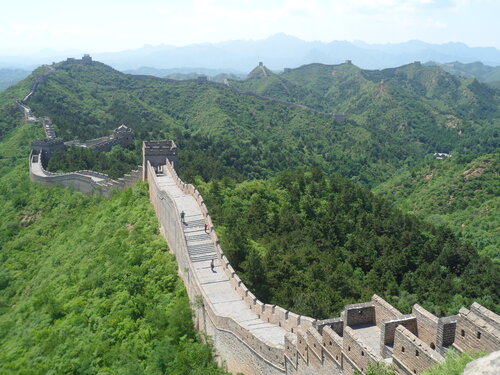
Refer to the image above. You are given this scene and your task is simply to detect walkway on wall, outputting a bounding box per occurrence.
[155,170,287,347]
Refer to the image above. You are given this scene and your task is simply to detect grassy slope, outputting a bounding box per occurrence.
[0,119,226,374]
[374,154,499,262]
[422,351,486,375]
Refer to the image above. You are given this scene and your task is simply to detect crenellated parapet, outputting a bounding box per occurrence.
[29,149,143,197]
[453,303,500,354]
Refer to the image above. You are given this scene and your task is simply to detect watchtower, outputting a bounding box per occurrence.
[82,54,92,65]
[114,124,133,146]
[142,140,177,180]
[31,138,66,167]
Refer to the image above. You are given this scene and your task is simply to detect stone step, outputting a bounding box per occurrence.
[188,241,213,249]
[190,253,217,263]
[188,249,214,256]
[183,219,205,227]
[186,233,211,242]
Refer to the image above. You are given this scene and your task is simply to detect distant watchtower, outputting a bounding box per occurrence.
[82,54,92,65]
[114,124,133,146]
[142,140,177,180]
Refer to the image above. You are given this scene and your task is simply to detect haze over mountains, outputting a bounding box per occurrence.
[2,34,500,72]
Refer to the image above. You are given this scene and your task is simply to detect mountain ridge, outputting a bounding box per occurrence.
[3,34,500,71]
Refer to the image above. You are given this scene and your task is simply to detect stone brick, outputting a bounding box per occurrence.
[393,326,444,375]
[373,294,403,327]
[454,307,500,353]
[344,302,376,328]
[412,304,439,350]
[380,315,417,358]
[322,326,343,366]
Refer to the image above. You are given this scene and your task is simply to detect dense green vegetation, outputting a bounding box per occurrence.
[0,57,498,372]
[421,351,486,375]
[0,123,227,372]
[21,59,498,187]
[197,169,498,319]
[375,153,499,262]
[231,62,499,156]
[47,143,142,179]
[425,61,500,89]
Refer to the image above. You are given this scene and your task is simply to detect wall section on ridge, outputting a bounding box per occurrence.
[146,161,287,375]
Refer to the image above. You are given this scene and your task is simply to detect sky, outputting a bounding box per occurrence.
[0,0,498,54]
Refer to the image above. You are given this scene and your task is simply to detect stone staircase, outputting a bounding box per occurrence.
[184,216,217,263]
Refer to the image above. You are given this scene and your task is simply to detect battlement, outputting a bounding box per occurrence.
[142,140,177,179]
[67,54,93,65]
[82,54,92,64]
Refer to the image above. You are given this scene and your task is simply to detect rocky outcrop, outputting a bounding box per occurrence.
[462,351,500,375]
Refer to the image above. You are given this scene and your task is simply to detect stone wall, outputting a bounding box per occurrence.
[343,326,382,375]
[436,316,456,354]
[373,295,403,327]
[453,306,500,353]
[392,326,444,375]
[147,161,286,374]
[412,305,439,350]
[29,150,143,197]
[344,302,376,328]
[380,315,417,358]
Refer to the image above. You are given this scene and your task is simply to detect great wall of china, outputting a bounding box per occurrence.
[18,57,143,197]
[20,56,500,374]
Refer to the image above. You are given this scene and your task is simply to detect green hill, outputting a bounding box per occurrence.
[0,111,226,374]
[231,62,499,156]
[246,63,275,80]
[2,57,498,319]
[425,61,500,88]
[374,153,500,262]
[196,169,499,318]
[7,59,496,188]
[0,68,31,92]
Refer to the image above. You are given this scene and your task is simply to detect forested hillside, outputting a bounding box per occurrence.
[375,153,499,263]
[196,170,499,319]
[14,58,496,187]
[425,61,500,88]
[0,115,226,373]
[231,62,499,156]
[1,57,498,368]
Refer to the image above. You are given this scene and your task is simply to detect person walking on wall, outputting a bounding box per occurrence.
[180,210,185,223]
[204,223,208,233]
[210,258,216,273]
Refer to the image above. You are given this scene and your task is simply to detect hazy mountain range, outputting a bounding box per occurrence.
[2,33,500,71]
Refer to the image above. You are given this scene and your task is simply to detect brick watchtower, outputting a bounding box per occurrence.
[142,140,177,180]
